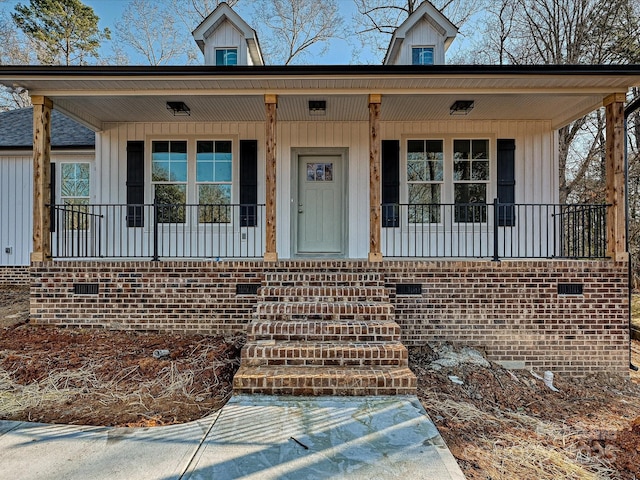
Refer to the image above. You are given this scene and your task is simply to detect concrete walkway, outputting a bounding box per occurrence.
[0,395,465,480]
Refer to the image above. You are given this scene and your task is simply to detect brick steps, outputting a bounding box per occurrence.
[247,319,401,342]
[241,341,408,367]
[260,285,388,303]
[233,366,417,396]
[263,272,384,287]
[234,271,417,396]
[254,302,394,323]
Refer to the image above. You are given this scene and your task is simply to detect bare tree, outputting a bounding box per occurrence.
[250,0,343,65]
[0,10,32,110]
[353,0,486,61]
[115,0,194,65]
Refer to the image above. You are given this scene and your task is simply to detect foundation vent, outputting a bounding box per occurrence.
[73,283,99,295]
[557,283,583,295]
[396,284,422,295]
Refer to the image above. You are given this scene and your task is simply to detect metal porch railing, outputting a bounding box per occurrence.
[50,202,265,259]
[381,200,608,259]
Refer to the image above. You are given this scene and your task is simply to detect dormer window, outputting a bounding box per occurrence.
[412,47,434,65]
[216,48,238,66]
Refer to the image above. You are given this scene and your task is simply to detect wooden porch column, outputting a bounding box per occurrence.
[368,94,383,262]
[31,95,53,263]
[604,93,627,261]
[264,94,278,262]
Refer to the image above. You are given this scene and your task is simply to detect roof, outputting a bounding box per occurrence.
[0,107,95,149]
[384,1,458,65]
[1,64,639,130]
[192,2,264,66]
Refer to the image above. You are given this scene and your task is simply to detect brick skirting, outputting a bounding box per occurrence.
[0,266,31,285]
[30,259,629,375]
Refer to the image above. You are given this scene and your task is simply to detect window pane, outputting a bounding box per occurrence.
[152,162,170,182]
[171,141,187,154]
[409,184,440,223]
[472,140,489,159]
[153,141,187,182]
[407,161,423,181]
[407,140,424,154]
[409,183,440,205]
[454,160,470,181]
[454,183,486,204]
[63,198,90,231]
[197,141,213,154]
[216,49,238,66]
[152,141,169,153]
[61,163,90,199]
[472,161,489,180]
[217,140,232,153]
[169,161,187,182]
[199,185,231,223]
[215,161,232,182]
[412,47,434,65]
[454,140,470,159]
[196,161,214,182]
[154,184,186,223]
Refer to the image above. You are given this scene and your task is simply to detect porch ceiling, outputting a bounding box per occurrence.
[49,92,604,130]
[2,64,640,130]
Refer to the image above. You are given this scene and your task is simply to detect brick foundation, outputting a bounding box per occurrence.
[0,266,31,285]
[30,259,629,375]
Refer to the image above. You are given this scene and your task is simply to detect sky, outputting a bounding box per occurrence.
[1,0,375,64]
[0,0,474,65]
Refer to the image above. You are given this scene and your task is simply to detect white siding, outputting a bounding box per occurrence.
[203,20,249,65]
[97,119,555,259]
[0,155,32,266]
[391,18,447,65]
[0,150,97,266]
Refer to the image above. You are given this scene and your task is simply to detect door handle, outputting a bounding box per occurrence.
[298,203,303,214]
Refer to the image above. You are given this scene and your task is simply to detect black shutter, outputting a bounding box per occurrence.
[497,139,516,226]
[50,162,56,233]
[239,140,258,227]
[126,141,145,227]
[382,140,400,227]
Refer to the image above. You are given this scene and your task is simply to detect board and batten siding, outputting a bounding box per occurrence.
[203,21,250,65]
[391,18,447,65]
[0,154,32,266]
[97,119,555,259]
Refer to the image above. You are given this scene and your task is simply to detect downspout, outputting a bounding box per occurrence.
[623,95,640,371]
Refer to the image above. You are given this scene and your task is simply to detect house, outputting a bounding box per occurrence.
[0,2,638,393]
[0,107,95,283]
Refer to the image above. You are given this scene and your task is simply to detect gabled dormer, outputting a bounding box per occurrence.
[383,1,457,65]
[192,2,264,66]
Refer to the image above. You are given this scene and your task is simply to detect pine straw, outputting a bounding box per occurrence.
[420,388,620,479]
[464,435,614,480]
[0,335,242,424]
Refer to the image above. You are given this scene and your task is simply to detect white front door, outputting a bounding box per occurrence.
[296,155,344,255]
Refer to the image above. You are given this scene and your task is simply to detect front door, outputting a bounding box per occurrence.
[297,155,344,255]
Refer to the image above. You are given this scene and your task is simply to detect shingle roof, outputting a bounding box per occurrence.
[0,107,95,149]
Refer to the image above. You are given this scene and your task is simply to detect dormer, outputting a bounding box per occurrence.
[192,2,264,66]
[383,1,457,65]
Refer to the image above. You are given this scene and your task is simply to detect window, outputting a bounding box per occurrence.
[407,139,443,223]
[215,48,237,66]
[61,162,90,230]
[151,139,235,224]
[405,138,491,224]
[412,47,434,65]
[453,139,489,222]
[152,141,187,223]
[196,140,232,223]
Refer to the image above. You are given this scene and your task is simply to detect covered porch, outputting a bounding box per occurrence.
[2,64,635,264]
